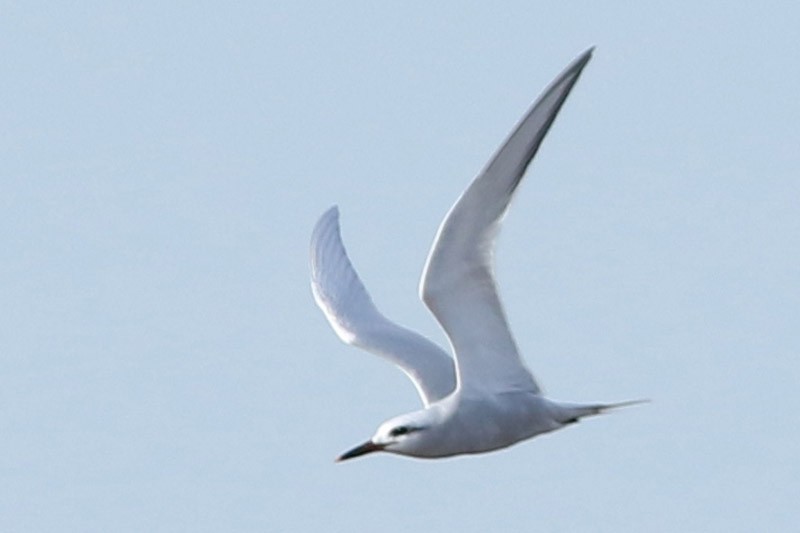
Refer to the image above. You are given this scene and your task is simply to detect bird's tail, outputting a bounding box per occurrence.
[555,399,649,424]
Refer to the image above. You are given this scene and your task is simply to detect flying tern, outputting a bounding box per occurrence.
[310,48,643,461]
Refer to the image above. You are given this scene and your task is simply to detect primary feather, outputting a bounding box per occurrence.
[421,49,594,393]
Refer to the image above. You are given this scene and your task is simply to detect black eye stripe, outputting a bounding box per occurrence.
[390,426,409,437]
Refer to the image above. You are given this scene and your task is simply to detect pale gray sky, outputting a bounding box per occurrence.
[1,2,798,532]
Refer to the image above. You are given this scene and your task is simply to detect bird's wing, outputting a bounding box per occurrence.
[311,206,456,406]
[420,48,593,394]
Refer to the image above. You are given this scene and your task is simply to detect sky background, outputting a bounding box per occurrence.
[1,2,799,532]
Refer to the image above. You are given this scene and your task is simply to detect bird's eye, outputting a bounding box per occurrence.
[389,426,409,437]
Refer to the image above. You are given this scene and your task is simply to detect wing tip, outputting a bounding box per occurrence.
[324,204,340,218]
[565,46,595,79]
[311,204,341,248]
[316,205,340,231]
[310,205,343,281]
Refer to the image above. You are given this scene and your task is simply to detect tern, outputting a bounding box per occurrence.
[310,48,643,461]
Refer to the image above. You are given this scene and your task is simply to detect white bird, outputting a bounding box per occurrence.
[310,48,643,461]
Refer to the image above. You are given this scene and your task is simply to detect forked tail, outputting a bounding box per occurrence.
[557,399,649,424]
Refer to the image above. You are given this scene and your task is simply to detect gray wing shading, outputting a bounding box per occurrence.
[420,48,594,393]
[311,206,456,406]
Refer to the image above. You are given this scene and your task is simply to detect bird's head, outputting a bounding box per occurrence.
[336,409,439,462]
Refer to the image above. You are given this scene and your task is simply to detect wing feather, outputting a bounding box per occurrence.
[420,49,594,393]
[311,206,456,405]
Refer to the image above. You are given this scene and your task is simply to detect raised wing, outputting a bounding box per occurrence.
[420,48,594,393]
[311,206,456,405]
